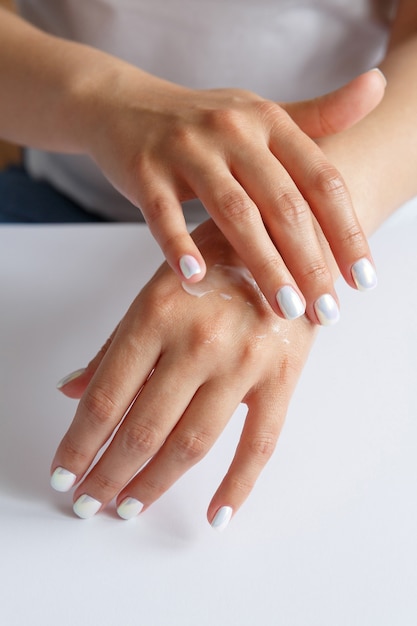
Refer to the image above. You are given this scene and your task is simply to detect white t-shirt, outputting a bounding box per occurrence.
[16,0,396,221]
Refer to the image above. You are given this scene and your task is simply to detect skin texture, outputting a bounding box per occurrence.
[1,1,417,524]
[0,6,385,323]
[54,220,319,521]
[53,0,417,525]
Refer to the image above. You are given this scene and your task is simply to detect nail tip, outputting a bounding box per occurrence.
[210,506,233,532]
[276,286,305,320]
[50,467,77,492]
[369,67,387,87]
[314,294,340,327]
[73,495,101,519]
[116,497,144,520]
[351,258,378,292]
[179,255,202,280]
[56,367,86,389]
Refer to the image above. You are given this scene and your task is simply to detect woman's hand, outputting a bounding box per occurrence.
[51,220,318,528]
[86,67,384,324]
[0,8,383,323]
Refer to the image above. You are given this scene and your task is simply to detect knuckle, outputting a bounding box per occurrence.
[228,473,256,496]
[255,99,286,127]
[246,433,277,461]
[168,122,197,150]
[216,189,256,222]
[189,321,223,352]
[81,386,121,430]
[139,474,167,500]
[90,471,123,496]
[170,429,210,463]
[120,422,161,458]
[60,434,89,466]
[255,251,282,280]
[205,106,246,137]
[143,195,173,231]
[300,259,329,284]
[313,164,347,199]
[339,223,364,250]
[276,190,309,226]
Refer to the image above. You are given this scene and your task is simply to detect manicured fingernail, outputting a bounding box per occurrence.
[117,497,144,520]
[56,368,86,389]
[314,294,340,326]
[179,255,202,280]
[276,286,305,320]
[351,258,377,291]
[73,494,101,519]
[211,506,233,532]
[370,67,387,87]
[50,467,77,492]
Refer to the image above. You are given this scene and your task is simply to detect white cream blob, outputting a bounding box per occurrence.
[181,264,262,302]
[181,264,289,343]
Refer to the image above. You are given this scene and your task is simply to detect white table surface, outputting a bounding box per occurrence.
[1,205,417,626]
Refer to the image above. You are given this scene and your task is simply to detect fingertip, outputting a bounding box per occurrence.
[179,254,205,281]
[367,67,387,89]
[351,257,378,291]
[209,505,233,532]
[56,367,88,398]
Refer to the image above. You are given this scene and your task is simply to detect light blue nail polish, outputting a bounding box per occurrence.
[211,506,233,532]
[314,294,340,326]
[351,258,377,291]
[276,286,305,320]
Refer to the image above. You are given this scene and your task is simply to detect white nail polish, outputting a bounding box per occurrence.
[56,368,86,389]
[351,258,378,291]
[276,286,305,320]
[314,294,340,326]
[211,506,233,532]
[73,494,101,519]
[50,467,77,492]
[369,67,387,87]
[179,255,202,280]
[117,497,144,520]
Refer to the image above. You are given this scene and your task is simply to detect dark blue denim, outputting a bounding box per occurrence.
[0,165,111,223]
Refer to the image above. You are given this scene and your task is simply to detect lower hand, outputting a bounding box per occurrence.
[51,220,318,528]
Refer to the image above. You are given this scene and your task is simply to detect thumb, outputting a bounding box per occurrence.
[281,68,386,138]
[56,325,119,399]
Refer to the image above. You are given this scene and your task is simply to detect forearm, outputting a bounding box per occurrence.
[0,7,166,154]
[319,7,417,237]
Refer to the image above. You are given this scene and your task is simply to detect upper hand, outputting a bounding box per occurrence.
[87,67,384,324]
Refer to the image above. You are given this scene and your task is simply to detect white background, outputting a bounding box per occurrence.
[1,204,416,625]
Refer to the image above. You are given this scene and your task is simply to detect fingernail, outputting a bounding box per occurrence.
[50,467,77,492]
[370,67,387,87]
[179,255,202,280]
[276,286,305,320]
[314,294,340,326]
[211,506,233,532]
[73,494,101,519]
[117,497,144,520]
[56,368,86,389]
[351,258,378,291]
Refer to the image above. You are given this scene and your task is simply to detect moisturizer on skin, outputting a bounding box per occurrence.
[181,264,289,344]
